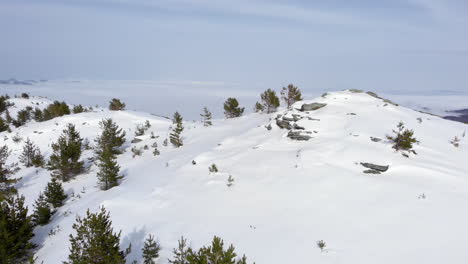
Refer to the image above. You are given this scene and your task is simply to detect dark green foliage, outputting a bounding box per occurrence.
[13,109,31,127]
[20,93,30,99]
[200,107,212,127]
[260,89,280,113]
[0,195,35,263]
[208,164,218,173]
[254,102,264,113]
[73,105,85,114]
[186,236,251,264]
[32,108,43,122]
[142,234,161,264]
[281,84,303,109]
[33,192,51,226]
[0,96,8,113]
[95,119,126,156]
[223,98,244,119]
[48,123,84,182]
[4,109,13,124]
[386,122,419,154]
[19,138,43,168]
[170,112,184,148]
[42,101,71,121]
[0,117,8,132]
[316,240,326,252]
[168,237,189,264]
[109,98,126,111]
[44,178,67,208]
[96,150,122,191]
[64,207,130,264]
[0,146,19,200]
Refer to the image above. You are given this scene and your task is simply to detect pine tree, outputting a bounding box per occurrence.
[0,116,8,132]
[5,109,13,123]
[168,236,189,264]
[33,108,43,122]
[96,150,122,191]
[142,234,161,264]
[223,98,244,118]
[0,195,35,263]
[0,145,18,200]
[260,89,280,113]
[44,178,67,208]
[109,98,126,111]
[14,109,31,127]
[386,122,419,154]
[254,102,264,113]
[33,192,51,226]
[47,123,84,182]
[95,119,126,156]
[65,207,130,264]
[186,236,251,264]
[281,84,303,109]
[170,112,184,148]
[19,138,42,167]
[200,107,212,127]
[73,105,85,114]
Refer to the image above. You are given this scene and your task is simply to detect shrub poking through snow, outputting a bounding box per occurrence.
[152,142,160,156]
[260,88,280,113]
[19,138,43,168]
[170,112,184,148]
[281,84,303,109]
[48,123,84,182]
[33,192,52,226]
[131,146,143,157]
[12,133,22,143]
[227,175,234,187]
[208,164,218,173]
[0,116,9,132]
[316,240,326,252]
[64,207,131,264]
[108,98,126,111]
[450,136,460,148]
[254,102,264,113]
[224,98,244,118]
[142,234,161,264]
[135,124,146,137]
[200,107,213,127]
[42,101,71,121]
[186,236,251,264]
[44,178,67,208]
[72,104,84,114]
[0,195,35,263]
[386,122,418,155]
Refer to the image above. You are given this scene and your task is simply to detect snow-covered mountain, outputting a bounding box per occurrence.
[2,90,468,264]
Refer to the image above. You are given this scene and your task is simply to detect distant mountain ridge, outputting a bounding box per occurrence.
[0,78,47,85]
[444,109,468,123]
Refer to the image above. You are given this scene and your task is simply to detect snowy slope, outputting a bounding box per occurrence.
[2,90,468,264]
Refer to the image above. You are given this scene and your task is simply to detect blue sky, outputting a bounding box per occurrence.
[1,0,468,94]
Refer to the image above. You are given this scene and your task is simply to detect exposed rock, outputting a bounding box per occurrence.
[363,169,381,174]
[307,117,320,121]
[292,114,302,121]
[283,116,295,122]
[347,113,357,116]
[131,138,143,144]
[293,123,305,130]
[360,162,389,172]
[265,124,272,131]
[300,103,327,112]
[192,160,197,165]
[370,137,382,142]
[287,131,312,141]
[276,119,291,130]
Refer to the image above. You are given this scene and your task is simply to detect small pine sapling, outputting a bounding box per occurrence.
[227,175,234,187]
[450,136,461,147]
[386,122,418,156]
[142,234,161,264]
[200,107,213,127]
[208,164,218,173]
[316,240,326,252]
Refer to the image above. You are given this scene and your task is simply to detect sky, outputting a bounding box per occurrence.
[1,0,468,96]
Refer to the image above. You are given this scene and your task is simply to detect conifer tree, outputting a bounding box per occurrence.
[65,207,130,264]
[223,98,244,118]
[281,84,303,109]
[186,236,251,264]
[44,178,67,208]
[19,138,42,167]
[109,98,126,111]
[168,236,189,264]
[386,122,419,154]
[33,108,43,122]
[4,109,13,123]
[0,195,35,263]
[96,150,122,191]
[200,107,213,127]
[0,145,18,200]
[73,105,85,114]
[33,192,51,226]
[170,112,184,148]
[0,116,8,132]
[254,102,264,113]
[14,109,31,127]
[142,234,161,264]
[48,123,84,182]
[260,89,280,113]
[95,119,126,156]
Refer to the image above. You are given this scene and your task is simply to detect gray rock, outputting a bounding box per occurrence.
[292,114,302,121]
[301,103,327,111]
[363,169,381,174]
[287,131,312,141]
[276,119,291,129]
[265,124,272,131]
[293,123,305,130]
[282,116,295,122]
[370,137,382,142]
[360,162,389,172]
[131,138,143,144]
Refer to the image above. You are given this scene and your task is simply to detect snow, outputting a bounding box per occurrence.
[2,90,468,263]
